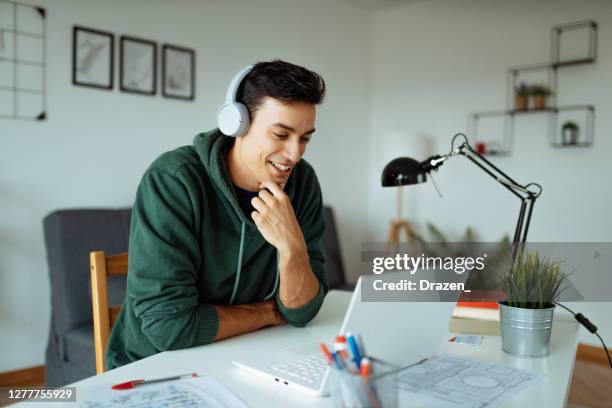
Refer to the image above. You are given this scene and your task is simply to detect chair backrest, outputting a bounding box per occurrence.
[323,206,346,289]
[90,251,128,374]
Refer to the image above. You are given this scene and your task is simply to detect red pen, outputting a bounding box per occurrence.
[112,373,198,390]
[334,335,350,359]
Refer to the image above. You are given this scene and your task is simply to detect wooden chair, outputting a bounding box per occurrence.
[90,251,128,374]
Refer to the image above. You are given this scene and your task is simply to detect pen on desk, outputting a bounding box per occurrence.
[320,342,333,364]
[111,373,198,390]
[359,357,371,377]
[345,332,362,369]
[334,335,350,360]
[331,351,342,369]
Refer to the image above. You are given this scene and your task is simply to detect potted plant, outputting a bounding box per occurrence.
[561,121,580,145]
[528,85,552,109]
[515,83,529,111]
[498,251,570,357]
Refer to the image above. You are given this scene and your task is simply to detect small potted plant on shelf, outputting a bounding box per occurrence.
[515,83,529,111]
[561,121,580,145]
[528,85,552,109]
[498,250,570,357]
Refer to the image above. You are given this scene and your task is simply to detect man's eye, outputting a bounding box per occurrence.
[273,133,289,139]
[300,137,311,143]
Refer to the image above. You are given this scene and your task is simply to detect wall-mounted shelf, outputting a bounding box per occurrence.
[469,20,597,155]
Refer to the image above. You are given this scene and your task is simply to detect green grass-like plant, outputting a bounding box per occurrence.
[500,250,570,309]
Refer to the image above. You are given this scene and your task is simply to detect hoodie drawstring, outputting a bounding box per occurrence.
[229,222,246,305]
[264,252,280,301]
[229,221,280,305]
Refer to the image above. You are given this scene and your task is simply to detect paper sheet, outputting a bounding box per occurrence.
[78,375,247,408]
[395,355,541,408]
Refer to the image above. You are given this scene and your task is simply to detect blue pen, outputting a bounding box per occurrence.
[331,351,345,370]
[345,332,362,369]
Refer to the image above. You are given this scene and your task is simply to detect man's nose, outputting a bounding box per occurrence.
[284,139,302,163]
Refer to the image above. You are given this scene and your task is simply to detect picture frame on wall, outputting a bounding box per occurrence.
[120,36,157,95]
[162,44,195,100]
[72,26,114,90]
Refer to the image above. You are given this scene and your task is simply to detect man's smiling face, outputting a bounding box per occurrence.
[228,97,316,191]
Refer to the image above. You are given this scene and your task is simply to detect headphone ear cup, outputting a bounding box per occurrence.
[217,102,250,137]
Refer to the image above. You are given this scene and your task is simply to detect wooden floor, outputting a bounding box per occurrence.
[567,361,612,408]
[1,361,611,407]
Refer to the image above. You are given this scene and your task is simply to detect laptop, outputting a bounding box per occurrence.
[233,271,464,396]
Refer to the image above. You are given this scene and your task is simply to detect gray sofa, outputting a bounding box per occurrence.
[43,206,350,387]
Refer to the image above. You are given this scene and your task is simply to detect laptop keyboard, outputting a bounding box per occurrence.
[269,354,328,383]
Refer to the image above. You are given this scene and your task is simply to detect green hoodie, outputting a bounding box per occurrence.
[106,129,328,369]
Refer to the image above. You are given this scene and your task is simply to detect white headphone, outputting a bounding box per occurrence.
[217,65,254,137]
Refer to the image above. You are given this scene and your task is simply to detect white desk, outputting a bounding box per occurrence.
[66,291,578,407]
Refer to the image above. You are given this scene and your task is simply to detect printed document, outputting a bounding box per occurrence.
[395,355,541,408]
[78,375,247,408]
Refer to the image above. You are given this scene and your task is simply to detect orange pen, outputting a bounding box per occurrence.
[360,357,371,377]
[320,342,333,364]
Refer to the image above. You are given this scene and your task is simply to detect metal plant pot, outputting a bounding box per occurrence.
[499,302,555,357]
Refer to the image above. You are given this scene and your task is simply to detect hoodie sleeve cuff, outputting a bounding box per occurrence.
[276,285,325,327]
[193,303,220,346]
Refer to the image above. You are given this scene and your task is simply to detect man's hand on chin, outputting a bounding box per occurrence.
[250,180,307,257]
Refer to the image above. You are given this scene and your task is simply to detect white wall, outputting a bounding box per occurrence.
[369,0,612,345]
[0,0,372,371]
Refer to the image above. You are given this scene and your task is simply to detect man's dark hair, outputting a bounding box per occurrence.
[237,59,326,118]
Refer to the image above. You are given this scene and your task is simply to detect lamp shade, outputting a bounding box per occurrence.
[381,157,427,187]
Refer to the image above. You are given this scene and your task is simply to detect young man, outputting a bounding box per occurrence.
[106,60,328,369]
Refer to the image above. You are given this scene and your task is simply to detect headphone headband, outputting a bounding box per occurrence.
[225,65,254,103]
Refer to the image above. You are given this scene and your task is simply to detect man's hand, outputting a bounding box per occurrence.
[259,299,286,326]
[214,299,285,341]
[251,181,307,256]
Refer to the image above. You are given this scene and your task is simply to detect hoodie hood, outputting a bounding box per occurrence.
[192,129,296,226]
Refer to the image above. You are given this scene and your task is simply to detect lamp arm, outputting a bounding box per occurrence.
[419,133,542,251]
[458,142,541,200]
[445,135,542,250]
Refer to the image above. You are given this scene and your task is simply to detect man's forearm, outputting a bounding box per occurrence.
[213,300,285,341]
[278,247,320,308]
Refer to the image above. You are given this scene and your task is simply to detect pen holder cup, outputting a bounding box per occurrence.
[329,358,398,408]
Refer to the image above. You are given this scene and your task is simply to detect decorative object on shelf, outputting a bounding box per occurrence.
[0,0,46,121]
[514,83,528,111]
[561,121,579,145]
[475,142,487,155]
[72,26,114,90]
[161,44,195,100]
[528,85,552,110]
[551,106,594,148]
[469,20,597,154]
[499,250,570,357]
[120,36,157,96]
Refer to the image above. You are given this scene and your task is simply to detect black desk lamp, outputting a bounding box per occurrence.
[381,133,542,260]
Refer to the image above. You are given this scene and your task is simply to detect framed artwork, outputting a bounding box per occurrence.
[162,44,195,100]
[72,26,114,90]
[120,36,157,95]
